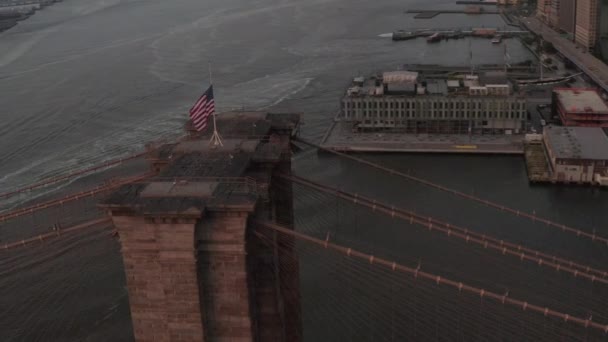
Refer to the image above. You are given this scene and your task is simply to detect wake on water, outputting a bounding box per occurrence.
[0,114,185,211]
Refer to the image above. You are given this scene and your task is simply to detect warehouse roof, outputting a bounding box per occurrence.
[382,71,419,84]
[544,126,608,160]
[480,71,508,85]
[554,88,608,114]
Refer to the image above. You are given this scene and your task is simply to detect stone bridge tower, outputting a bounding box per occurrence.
[100,112,301,342]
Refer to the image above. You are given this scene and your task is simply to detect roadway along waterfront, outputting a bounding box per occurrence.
[521,17,608,92]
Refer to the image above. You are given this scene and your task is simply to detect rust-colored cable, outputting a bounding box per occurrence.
[295,138,608,246]
[0,133,189,200]
[283,173,608,285]
[0,172,153,223]
[0,152,149,200]
[1,218,112,251]
[255,220,608,334]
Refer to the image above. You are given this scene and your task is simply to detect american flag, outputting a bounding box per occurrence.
[189,85,215,131]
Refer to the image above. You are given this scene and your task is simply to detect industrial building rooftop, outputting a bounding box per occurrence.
[543,126,608,160]
[553,88,608,115]
[346,70,515,98]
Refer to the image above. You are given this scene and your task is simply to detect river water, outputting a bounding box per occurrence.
[1,0,607,340]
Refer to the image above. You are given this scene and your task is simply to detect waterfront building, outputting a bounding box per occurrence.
[543,125,608,184]
[538,0,602,50]
[497,0,521,5]
[549,0,561,27]
[599,0,608,58]
[341,71,528,135]
[552,88,608,126]
[558,0,577,38]
[575,0,600,49]
[537,0,552,22]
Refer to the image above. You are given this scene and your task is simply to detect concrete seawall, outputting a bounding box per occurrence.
[321,121,525,154]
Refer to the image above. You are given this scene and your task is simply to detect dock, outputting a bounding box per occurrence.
[321,120,524,154]
[403,63,538,77]
[407,8,499,19]
[455,0,498,5]
[523,138,552,183]
[391,27,530,42]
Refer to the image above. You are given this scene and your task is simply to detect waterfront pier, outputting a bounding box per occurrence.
[406,8,499,19]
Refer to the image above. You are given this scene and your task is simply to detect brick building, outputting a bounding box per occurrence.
[552,88,608,127]
[537,0,552,21]
[549,0,561,27]
[537,0,601,50]
[341,71,527,134]
[575,0,600,49]
[558,0,577,36]
[543,125,608,184]
[100,112,302,342]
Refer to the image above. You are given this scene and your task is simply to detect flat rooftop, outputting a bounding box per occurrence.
[554,88,608,114]
[383,71,419,83]
[347,71,513,98]
[544,126,608,160]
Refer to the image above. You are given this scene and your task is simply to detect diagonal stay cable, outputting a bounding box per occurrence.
[254,220,608,335]
[295,137,608,247]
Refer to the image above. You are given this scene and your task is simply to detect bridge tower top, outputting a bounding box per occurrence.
[100,111,301,342]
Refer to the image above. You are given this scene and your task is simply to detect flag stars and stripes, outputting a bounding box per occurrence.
[189,85,215,131]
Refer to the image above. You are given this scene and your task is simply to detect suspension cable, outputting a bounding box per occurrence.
[0,152,148,200]
[295,138,608,246]
[282,173,608,285]
[0,172,153,223]
[1,218,112,251]
[254,220,608,334]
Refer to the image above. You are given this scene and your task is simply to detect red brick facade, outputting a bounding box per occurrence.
[114,216,205,342]
[103,112,301,341]
[196,212,255,342]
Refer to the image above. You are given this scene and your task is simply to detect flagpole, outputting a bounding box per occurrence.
[208,62,223,147]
